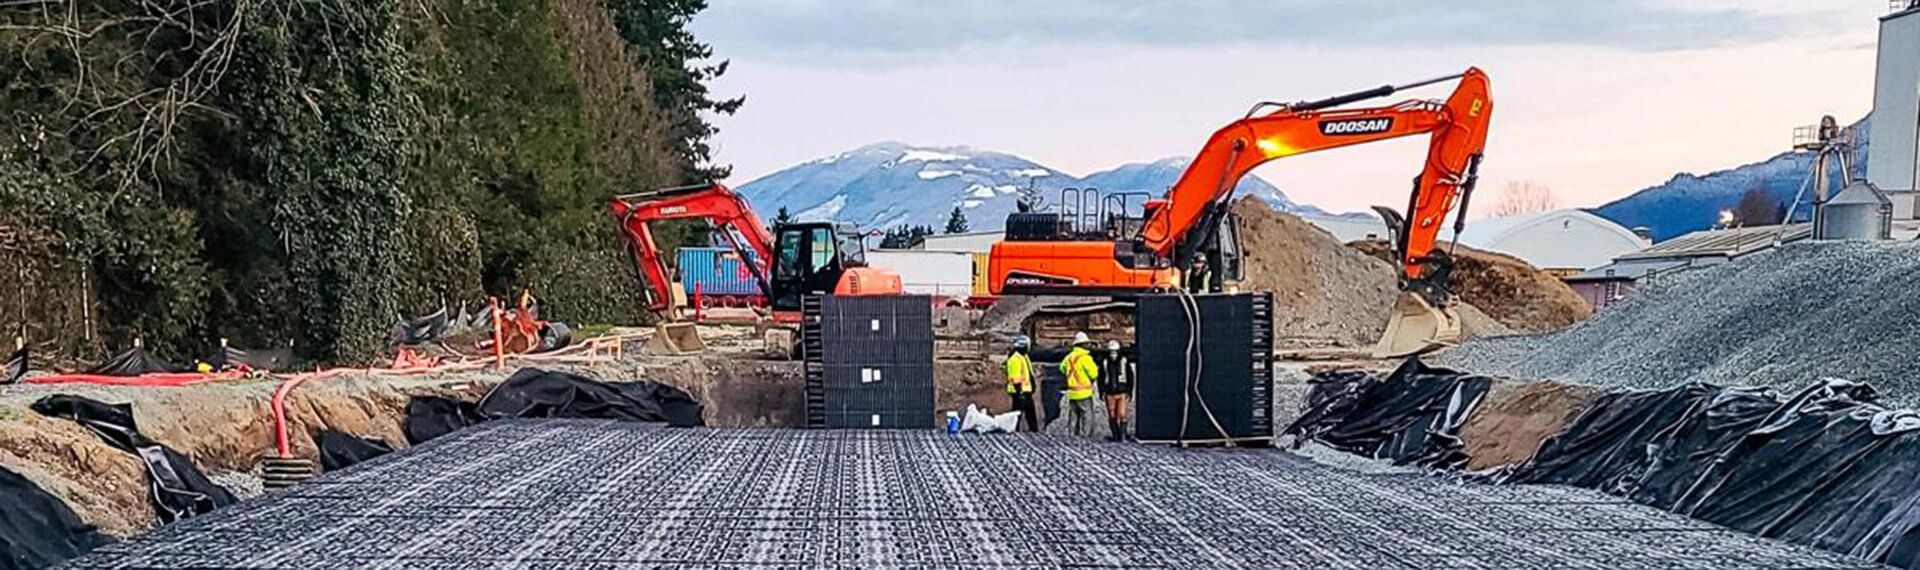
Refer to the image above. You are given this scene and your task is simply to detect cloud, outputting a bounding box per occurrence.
[696,0,1808,60]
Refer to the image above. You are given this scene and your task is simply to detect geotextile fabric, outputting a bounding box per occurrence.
[1285,358,1491,468]
[29,395,234,524]
[403,368,704,445]
[0,466,109,570]
[1507,379,1920,568]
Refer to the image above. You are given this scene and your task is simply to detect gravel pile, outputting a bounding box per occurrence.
[1441,240,1920,406]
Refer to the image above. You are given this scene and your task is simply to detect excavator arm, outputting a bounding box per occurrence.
[1144,68,1493,284]
[990,68,1493,357]
[609,183,778,313]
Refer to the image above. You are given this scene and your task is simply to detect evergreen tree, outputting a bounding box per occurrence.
[602,0,745,179]
[773,206,793,228]
[945,207,970,234]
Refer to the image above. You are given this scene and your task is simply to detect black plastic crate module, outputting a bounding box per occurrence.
[804,295,935,429]
[1133,293,1275,442]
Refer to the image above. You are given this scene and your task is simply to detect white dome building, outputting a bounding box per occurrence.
[1453,209,1649,273]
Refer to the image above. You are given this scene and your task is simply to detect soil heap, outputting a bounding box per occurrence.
[1350,239,1591,333]
[1230,199,1400,347]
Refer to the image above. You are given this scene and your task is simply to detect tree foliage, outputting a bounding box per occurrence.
[0,0,733,364]
[1488,181,1558,218]
[879,225,935,249]
[944,207,970,234]
[1733,186,1786,226]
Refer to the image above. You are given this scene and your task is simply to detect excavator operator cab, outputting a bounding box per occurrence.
[770,222,870,311]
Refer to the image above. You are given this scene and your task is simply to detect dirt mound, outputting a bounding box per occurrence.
[1350,239,1589,333]
[1457,379,1602,470]
[1231,199,1399,347]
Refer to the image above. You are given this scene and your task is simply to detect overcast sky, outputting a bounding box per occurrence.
[695,1,1886,214]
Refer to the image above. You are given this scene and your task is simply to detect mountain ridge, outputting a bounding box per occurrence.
[736,142,1356,231]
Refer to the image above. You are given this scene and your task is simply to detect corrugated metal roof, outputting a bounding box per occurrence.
[1617,223,1811,261]
[1562,257,1696,282]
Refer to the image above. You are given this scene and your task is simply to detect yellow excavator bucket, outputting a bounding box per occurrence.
[647,322,707,355]
[1373,291,1462,358]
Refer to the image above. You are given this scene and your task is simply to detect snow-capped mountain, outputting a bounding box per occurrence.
[1592,117,1870,241]
[736,142,1337,231]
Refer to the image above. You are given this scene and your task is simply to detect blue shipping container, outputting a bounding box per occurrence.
[677,247,762,296]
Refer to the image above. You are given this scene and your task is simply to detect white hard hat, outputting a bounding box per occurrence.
[1013,335,1031,348]
[1072,332,1090,345]
[1107,340,1121,351]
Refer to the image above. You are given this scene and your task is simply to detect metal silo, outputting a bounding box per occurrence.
[1814,179,1892,240]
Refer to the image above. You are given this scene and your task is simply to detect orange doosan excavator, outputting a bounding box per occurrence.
[987,68,1494,357]
[608,183,902,326]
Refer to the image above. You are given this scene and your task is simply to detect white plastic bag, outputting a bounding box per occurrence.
[961,403,1020,434]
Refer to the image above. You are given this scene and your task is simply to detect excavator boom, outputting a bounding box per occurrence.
[610,183,779,314]
[988,68,1494,358]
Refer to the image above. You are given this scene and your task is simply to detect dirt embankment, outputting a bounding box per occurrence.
[0,335,1018,538]
[1230,199,1534,346]
[0,375,496,536]
[1350,239,1590,333]
[1457,379,1603,470]
[1231,199,1400,347]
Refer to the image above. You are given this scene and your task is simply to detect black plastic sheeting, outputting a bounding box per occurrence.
[29,396,234,524]
[195,345,281,372]
[317,430,393,472]
[0,465,109,570]
[4,348,23,385]
[536,322,572,353]
[403,396,480,445]
[403,368,703,445]
[1498,378,1920,568]
[1285,359,1491,469]
[83,347,176,376]
[389,308,450,346]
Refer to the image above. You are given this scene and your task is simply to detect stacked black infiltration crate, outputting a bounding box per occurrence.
[1133,292,1274,445]
[803,295,935,429]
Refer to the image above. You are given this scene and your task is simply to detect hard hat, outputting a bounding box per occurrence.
[1013,335,1031,348]
[1072,332,1090,345]
[1107,340,1120,351]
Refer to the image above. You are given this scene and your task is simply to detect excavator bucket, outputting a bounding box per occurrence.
[1372,291,1462,358]
[647,322,707,355]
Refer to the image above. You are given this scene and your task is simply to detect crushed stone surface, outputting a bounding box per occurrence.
[1440,240,1920,407]
[70,420,1873,569]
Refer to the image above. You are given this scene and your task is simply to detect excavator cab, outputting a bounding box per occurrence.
[769,222,890,312]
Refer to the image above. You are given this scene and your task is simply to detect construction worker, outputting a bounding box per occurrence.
[1005,335,1040,432]
[1099,340,1133,441]
[1061,332,1100,437]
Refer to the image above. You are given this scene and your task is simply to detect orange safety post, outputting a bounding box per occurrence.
[490,296,506,370]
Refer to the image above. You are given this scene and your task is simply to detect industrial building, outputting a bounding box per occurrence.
[1564,224,1810,308]
[914,230,1002,252]
[1870,1,1920,218]
[1452,209,1649,274]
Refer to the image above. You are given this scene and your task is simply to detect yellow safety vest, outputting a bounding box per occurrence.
[1061,347,1097,401]
[1005,352,1033,394]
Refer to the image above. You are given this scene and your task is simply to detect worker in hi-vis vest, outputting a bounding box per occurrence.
[1005,335,1040,432]
[1060,332,1100,437]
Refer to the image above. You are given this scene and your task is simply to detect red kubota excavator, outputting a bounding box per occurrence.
[987,68,1493,357]
[609,183,903,352]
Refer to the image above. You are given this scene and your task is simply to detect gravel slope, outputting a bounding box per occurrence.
[1440,240,1920,407]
